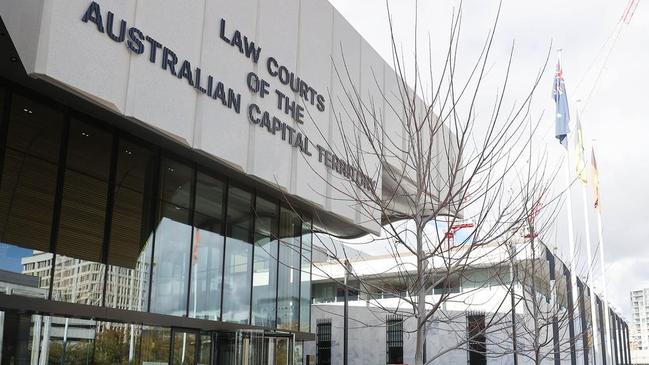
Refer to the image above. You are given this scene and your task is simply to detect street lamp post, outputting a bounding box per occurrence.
[343,259,352,365]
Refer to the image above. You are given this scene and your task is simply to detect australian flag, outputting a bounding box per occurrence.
[553,60,570,146]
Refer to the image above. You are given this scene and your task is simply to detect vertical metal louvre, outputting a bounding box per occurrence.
[316,319,331,365]
[386,315,403,364]
[467,311,487,365]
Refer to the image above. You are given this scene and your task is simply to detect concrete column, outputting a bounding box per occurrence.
[597,297,607,365]
[626,323,632,364]
[618,316,625,364]
[622,320,629,364]
[565,265,577,365]
[577,281,589,365]
[611,310,618,365]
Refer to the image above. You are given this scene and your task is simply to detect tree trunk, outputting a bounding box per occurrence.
[415,224,426,365]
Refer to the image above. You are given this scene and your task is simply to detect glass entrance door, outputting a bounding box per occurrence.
[215,330,294,365]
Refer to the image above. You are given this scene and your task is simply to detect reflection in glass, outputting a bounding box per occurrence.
[150,159,193,316]
[252,197,278,328]
[278,207,301,331]
[252,235,278,327]
[54,119,112,305]
[173,331,196,365]
[46,316,97,365]
[51,255,104,305]
[189,172,225,320]
[294,341,304,365]
[275,337,290,365]
[138,326,171,364]
[198,333,212,365]
[300,220,313,332]
[93,322,132,364]
[0,312,60,364]
[106,139,154,311]
[0,94,63,293]
[106,234,152,312]
[216,332,237,364]
[222,187,253,324]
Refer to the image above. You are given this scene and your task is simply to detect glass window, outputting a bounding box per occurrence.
[335,283,359,302]
[45,316,97,364]
[137,326,171,364]
[189,172,225,320]
[277,207,301,331]
[0,94,63,298]
[215,332,237,364]
[221,186,253,324]
[173,330,197,365]
[199,333,212,365]
[150,158,193,316]
[300,220,312,332]
[312,283,336,304]
[0,312,60,363]
[105,139,155,311]
[251,196,278,328]
[275,337,291,365]
[294,341,304,365]
[462,268,489,290]
[433,274,460,295]
[93,322,133,364]
[53,119,112,305]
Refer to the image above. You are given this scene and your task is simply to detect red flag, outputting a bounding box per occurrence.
[192,228,201,264]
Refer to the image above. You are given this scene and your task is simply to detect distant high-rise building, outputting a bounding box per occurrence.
[631,288,649,350]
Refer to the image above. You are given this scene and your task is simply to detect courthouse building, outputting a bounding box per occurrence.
[0,0,447,364]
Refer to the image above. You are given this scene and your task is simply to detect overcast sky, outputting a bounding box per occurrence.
[328,0,647,319]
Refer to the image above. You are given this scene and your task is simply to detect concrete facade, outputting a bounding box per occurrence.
[308,242,630,365]
[0,0,457,237]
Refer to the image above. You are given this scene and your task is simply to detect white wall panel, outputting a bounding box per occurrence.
[328,11,362,225]
[249,0,300,190]
[194,0,259,171]
[0,0,453,234]
[125,0,205,146]
[294,0,333,212]
[0,0,44,73]
[358,41,385,231]
[44,1,136,112]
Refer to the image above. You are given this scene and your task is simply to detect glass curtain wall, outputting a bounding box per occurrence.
[189,172,226,320]
[277,207,301,331]
[172,330,197,365]
[251,196,279,328]
[150,158,194,316]
[138,326,172,364]
[105,139,155,312]
[0,86,314,334]
[221,186,253,324]
[0,93,63,296]
[299,220,312,332]
[52,118,112,305]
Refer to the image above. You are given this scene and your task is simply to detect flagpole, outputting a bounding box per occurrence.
[580,176,600,362]
[593,142,613,365]
[576,103,601,364]
[563,133,581,361]
[557,49,581,362]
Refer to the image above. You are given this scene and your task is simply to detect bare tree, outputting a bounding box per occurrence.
[496,231,594,365]
[291,1,583,364]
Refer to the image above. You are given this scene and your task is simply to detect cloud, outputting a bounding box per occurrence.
[329,0,648,318]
